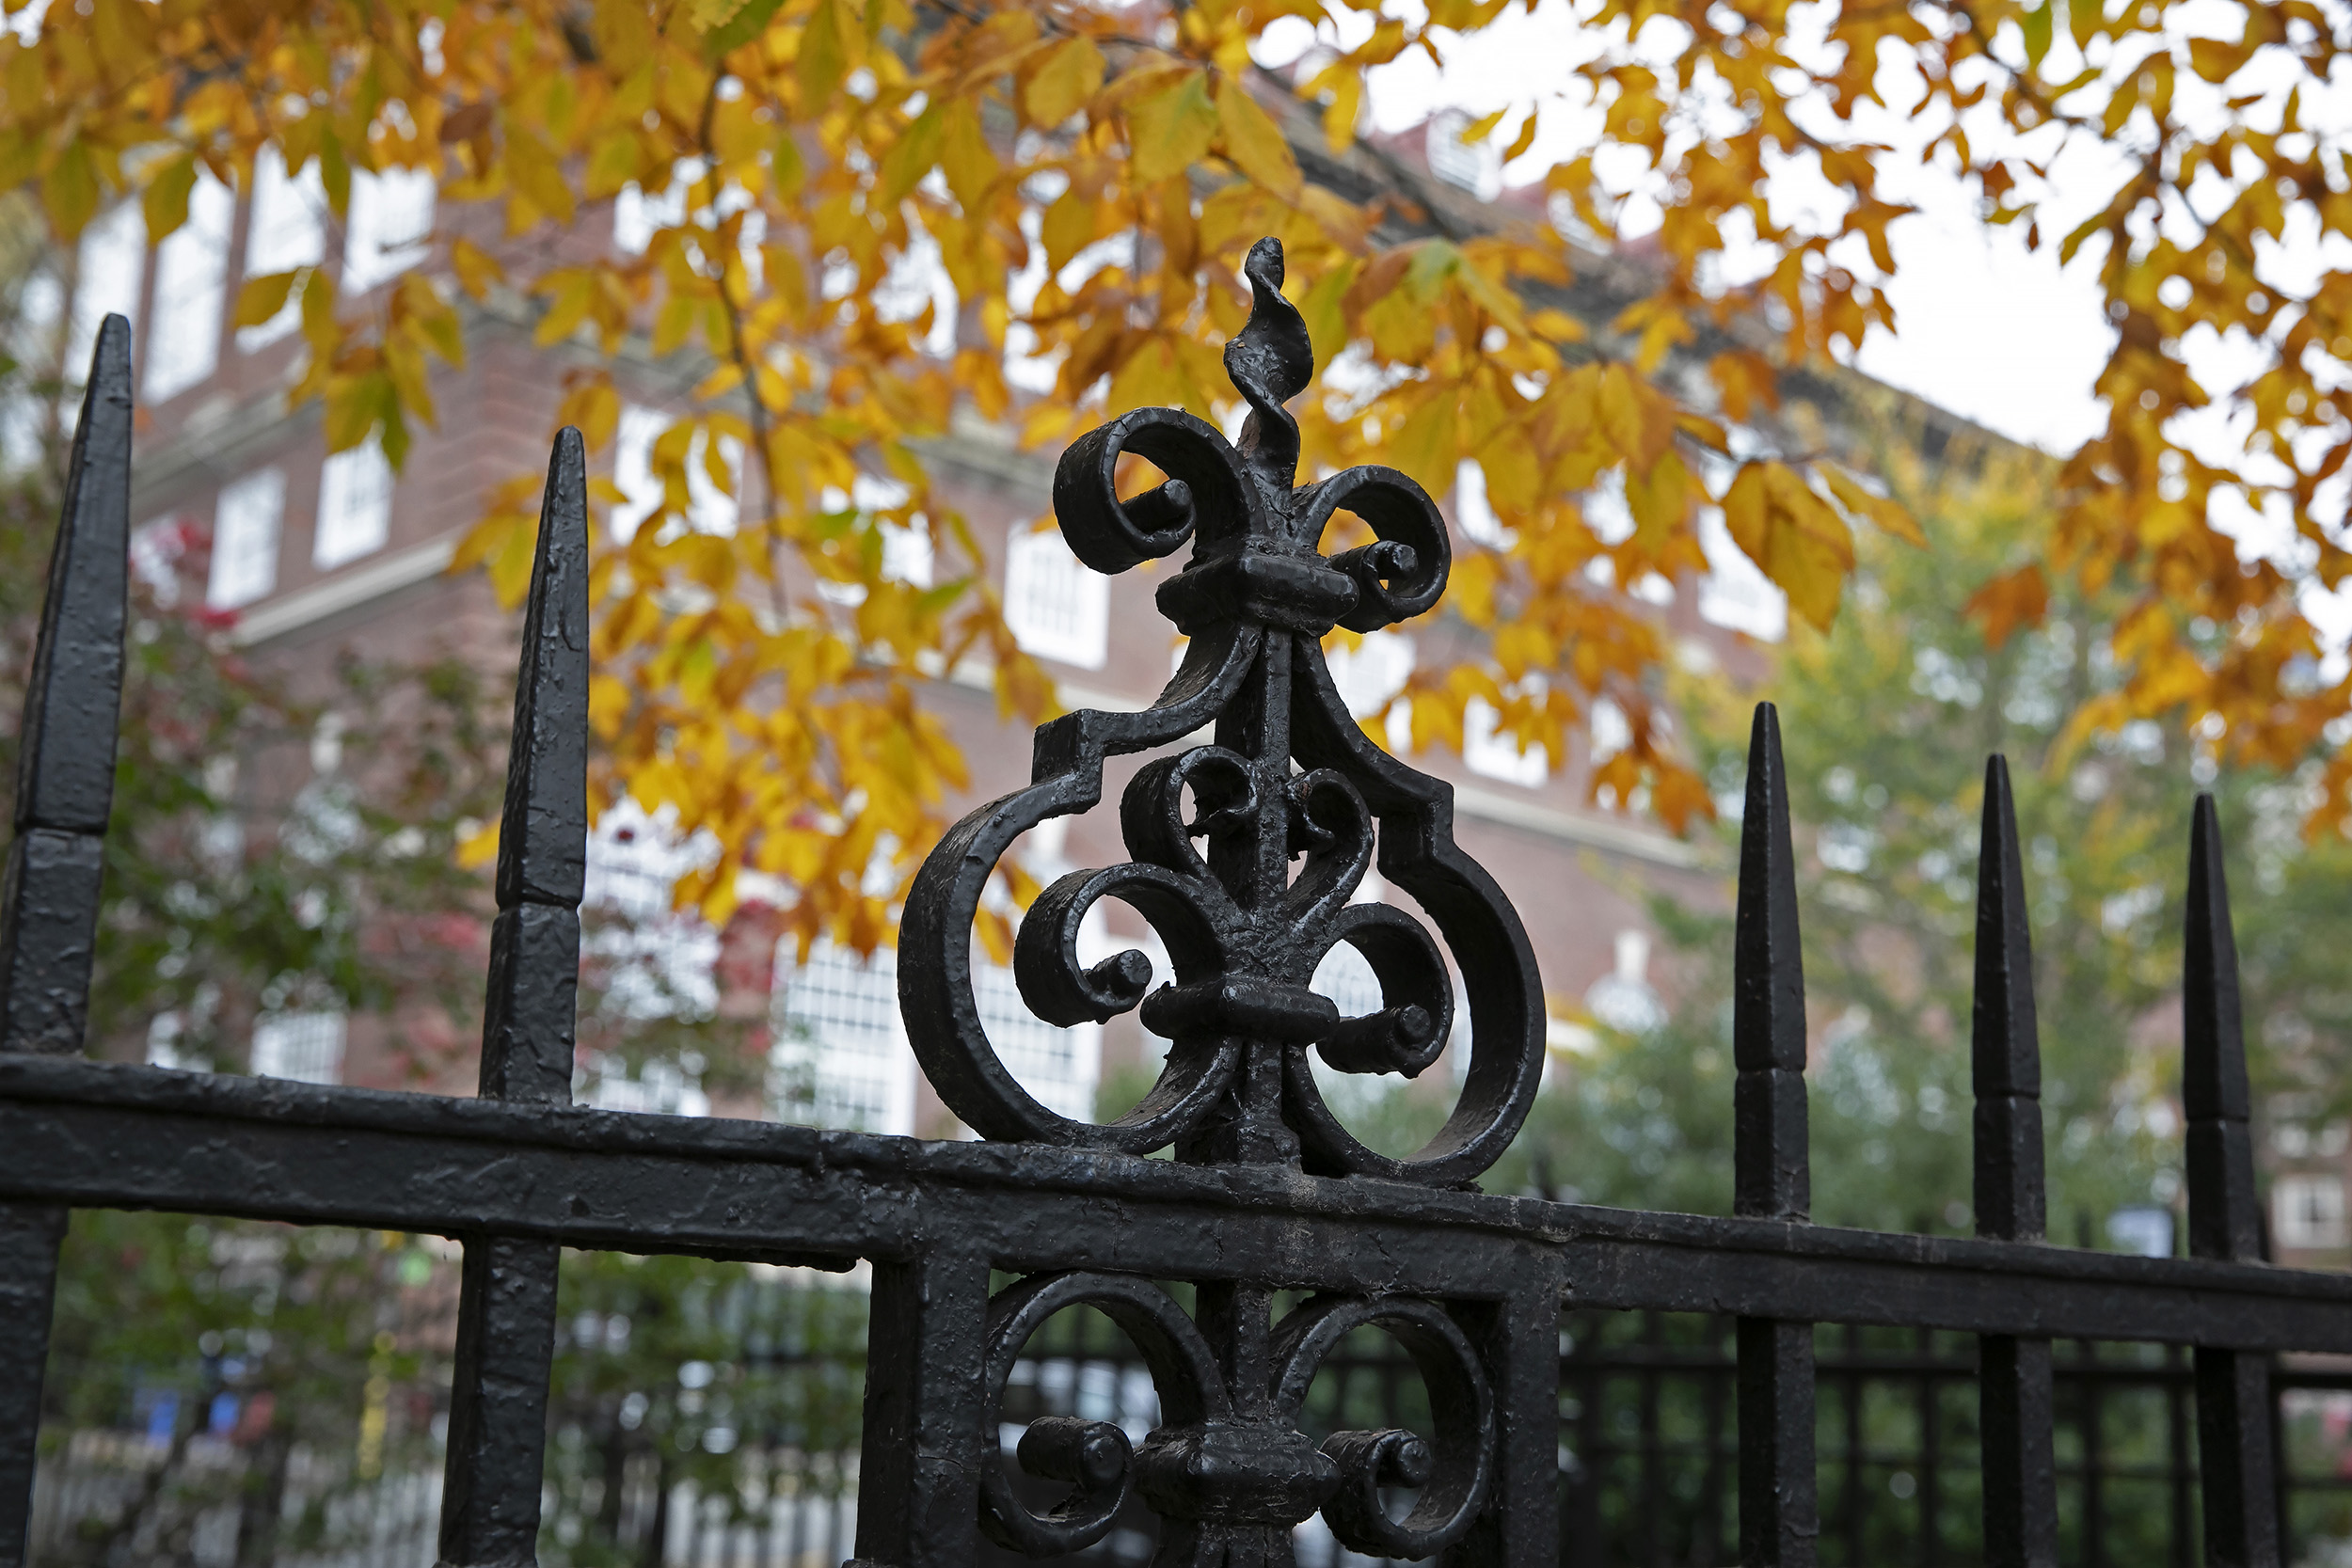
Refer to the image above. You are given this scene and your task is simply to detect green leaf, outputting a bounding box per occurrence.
[706,0,785,56]
[2021,1,2053,70]
[1127,71,1216,185]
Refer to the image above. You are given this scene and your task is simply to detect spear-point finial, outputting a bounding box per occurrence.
[1734,701,1808,1221]
[2184,793,2260,1263]
[1973,753,2045,1243]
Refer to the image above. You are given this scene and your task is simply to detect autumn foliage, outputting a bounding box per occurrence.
[3,0,2344,944]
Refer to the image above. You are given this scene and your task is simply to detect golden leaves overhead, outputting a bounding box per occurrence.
[21,0,2328,942]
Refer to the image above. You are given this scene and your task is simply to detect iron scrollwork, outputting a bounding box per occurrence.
[900,236,1544,1182]
[899,237,1544,1560]
[977,1273,1495,1564]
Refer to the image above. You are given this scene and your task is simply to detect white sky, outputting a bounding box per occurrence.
[1255,0,2352,647]
[1263,0,2121,454]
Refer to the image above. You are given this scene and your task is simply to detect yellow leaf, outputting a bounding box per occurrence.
[798,0,850,105]
[1821,465,1927,547]
[1024,35,1104,128]
[1216,77,1300,198]
[141,152,197,241]
[452,236,505,300]
[1456,106,1508,145]
[1963,563,2049,651]
[941,100,997,213]
[234,271,300,328]
[1128,71,1217,186]
[1722,462,1853,631]
[1041,187,1094,274]
[40,140,100,241]
[456,819,501,869]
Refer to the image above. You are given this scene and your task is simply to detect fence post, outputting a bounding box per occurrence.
[1733,702,1818,1568]
[2183,798,2281,1568]
[1971,755,2059,1567]
[0,316,132,1568]
[437,429,589,1568]
[848,1247,992,1568]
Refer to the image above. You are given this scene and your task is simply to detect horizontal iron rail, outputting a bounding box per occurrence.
[4,1053,2349,1352]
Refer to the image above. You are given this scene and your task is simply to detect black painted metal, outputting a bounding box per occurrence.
[1972,756,2058,1568]
[0,246,2321,1568]
[440,428,591,1568]
[1733,705,1817,1568]
[2185,799,2281,1568]
[0,314,130,1568]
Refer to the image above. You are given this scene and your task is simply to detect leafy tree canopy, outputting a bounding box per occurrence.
[3,0,2344,945]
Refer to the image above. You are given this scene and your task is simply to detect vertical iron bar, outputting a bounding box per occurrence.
[1969,756,2059,1568]
[1445,1281,1562,1566]
[2167,1344,2194,1568]
[1917,1331,1940,1568]
[1702,1323,1728,1567]
[2080,1339,2104,1568]
[0,315,132,1568]
[1639,1313,1661,1568]
[849,1247,991,1568]
[1734,703,1817,1567]
[1841,1327,1864,1566]
[437,429,590,1568]
[2183,797,2282,1568]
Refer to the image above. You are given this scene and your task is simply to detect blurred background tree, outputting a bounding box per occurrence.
[1514,425,2352,1243]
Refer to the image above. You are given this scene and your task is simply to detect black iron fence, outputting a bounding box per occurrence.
[33,1296,2352,1566]
[8,241,2352,1568]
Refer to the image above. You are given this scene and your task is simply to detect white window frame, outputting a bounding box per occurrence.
[250,1010,346,1085]
[68,202,145,384]
[208,467,287,610]
[144,171,234,402]
[2276,1174,2348,1249]
[1003,526,1110,670]
[314,440,394,568]
[239,149,327,350]
[343,166,437,293]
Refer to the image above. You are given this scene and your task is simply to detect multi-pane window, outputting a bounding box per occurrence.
[68,203,144,381]
[250,1010,346,1085]
[771,942,1100,1132]
[973,963,1099,1123]
[343,167,437,293]
[314,440,394,568]
[144,171,233,402]
[771,942,914,1135]
[2276,1174,2349,1249]
[1003,525,1110,670]
[208,467,287,610]
[239,149,326,351]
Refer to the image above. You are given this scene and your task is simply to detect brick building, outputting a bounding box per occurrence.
[29,124,1851,1166]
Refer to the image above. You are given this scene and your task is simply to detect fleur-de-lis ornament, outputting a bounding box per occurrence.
[902,237,1544,1184]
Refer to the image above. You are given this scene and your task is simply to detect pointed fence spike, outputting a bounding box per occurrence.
[1970,756,2058,1568]
[2182,795,2282,1566]
[0,313,132,1053]
[493,424,592,921]
[0,313,132,1568]
[1972,753,2044,1243]
[1734,701,1807,1221]
[1732,703,1817,1568]
[477,426,589,1105]
[440,430,589,1568]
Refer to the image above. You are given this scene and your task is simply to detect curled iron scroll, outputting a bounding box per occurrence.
[899,236,1546,1185]
[1271,1294,1496,1560]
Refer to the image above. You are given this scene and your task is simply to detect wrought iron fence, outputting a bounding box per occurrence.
[3,240,2349,1568]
